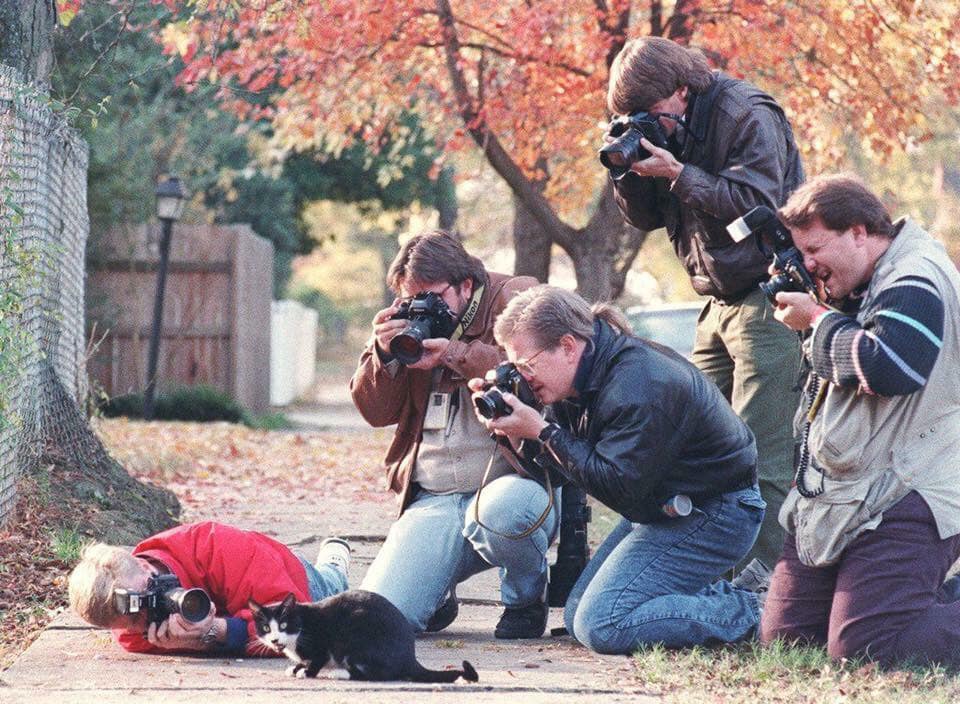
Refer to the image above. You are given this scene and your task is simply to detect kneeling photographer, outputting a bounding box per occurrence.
[470,285,766,655]
[759,174,960,668]
[68,521,350,655]
[350,229,558,639]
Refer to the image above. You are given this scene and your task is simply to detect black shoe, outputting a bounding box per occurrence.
[494,599,548,639]
[731,558,772,593]
[425,589,459,633]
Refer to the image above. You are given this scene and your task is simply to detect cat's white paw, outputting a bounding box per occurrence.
[285,664,301,677]
[329,668,351,680]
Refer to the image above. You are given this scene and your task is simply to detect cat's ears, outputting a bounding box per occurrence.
[247,593,297,614]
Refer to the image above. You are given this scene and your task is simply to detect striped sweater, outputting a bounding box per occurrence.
[810,275,944,396]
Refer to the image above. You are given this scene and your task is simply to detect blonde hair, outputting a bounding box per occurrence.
[68,543,142,627]
[494,285,631,350]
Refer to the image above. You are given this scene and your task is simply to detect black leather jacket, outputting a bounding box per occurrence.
[536,320,757,523]
[613,72,804,301]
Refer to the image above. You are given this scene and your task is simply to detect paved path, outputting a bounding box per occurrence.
[1,389,658,702]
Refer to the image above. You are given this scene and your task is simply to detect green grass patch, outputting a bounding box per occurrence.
[99,385,294,431]
[242,411,294,430]
[50,527,84,563]
[630,640,960,703]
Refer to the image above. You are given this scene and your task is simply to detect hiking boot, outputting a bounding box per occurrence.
[494,599,548,640]
[425,589,459,633]
[731,558,772,593]
[316,537,351,579]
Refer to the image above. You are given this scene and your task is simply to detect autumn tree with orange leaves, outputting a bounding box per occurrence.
[154,0,958,300]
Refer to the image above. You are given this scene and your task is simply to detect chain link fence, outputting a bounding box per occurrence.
[0,65,89,525]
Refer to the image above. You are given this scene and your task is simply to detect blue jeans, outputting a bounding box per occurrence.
[361,474,559,631]
[564,485,765,654]
[298,556,349,601]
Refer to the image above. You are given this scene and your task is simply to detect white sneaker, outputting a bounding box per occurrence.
[316,537,351,579]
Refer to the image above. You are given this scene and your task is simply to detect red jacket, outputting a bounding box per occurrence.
[113,522,311,656]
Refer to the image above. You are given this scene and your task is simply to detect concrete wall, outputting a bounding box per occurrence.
[270,300,318,406]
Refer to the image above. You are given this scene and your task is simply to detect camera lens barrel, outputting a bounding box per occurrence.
[390,317,434,365]
[164,587,212,623]
[473,388,511,419]
[759,273,795,305]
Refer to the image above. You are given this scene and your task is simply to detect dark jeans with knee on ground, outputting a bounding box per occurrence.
[760,491,960,667]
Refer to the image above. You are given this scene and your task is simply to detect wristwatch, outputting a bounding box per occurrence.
[200,620,220,646]
[537,422,562,448]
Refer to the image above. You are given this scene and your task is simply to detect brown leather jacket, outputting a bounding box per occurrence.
[350,272,539,514]
[613,72,804,301]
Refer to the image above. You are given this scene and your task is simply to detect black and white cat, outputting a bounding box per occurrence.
[248,590,479,683]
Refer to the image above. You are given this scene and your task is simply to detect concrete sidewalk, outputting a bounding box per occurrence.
[1,466,656,703]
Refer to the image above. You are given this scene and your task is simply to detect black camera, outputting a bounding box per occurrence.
[726,205,818,304]
[114,573,212,626]
[473,362,540,420]
[389,291,460,365]
[599,111,671,180]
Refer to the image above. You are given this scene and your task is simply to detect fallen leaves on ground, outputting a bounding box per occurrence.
[92,418,394,520]
[1,418,395,671]
[0,472,74,670]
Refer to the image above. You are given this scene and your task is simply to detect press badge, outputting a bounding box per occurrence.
[423,392,452,430]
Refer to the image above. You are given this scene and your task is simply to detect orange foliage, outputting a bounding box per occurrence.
[155,1,959,212]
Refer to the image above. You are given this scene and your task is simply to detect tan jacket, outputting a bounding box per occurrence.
[349,272,539,515]
[781,219,960,566]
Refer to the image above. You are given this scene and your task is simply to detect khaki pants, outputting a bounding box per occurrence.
[692,287,801,568]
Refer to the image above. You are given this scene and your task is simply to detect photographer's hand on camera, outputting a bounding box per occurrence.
[629,138,683,181]
[146,603,220,650]
[468,382,546,444]
[371,301,406,357]
[772,291,826,332]
[405,337,450,370]
[371,301,448,369]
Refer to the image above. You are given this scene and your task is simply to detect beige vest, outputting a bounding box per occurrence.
[781,219,960,566]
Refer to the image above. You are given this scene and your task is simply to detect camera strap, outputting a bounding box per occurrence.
[794,375,826,498]
[472,436,555,540]
[451,283,484,342]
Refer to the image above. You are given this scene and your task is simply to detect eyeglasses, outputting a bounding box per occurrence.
[514,347,548,376]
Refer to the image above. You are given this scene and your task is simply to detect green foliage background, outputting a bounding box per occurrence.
[51,1,448,298]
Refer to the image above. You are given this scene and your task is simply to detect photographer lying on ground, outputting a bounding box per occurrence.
[604,36,804,573]
[350,230,558,639]
[759,174,960,668]
[68,521,349,655]
[469,285,766,655]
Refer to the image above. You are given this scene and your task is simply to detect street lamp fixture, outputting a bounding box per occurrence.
[143,175,188,420]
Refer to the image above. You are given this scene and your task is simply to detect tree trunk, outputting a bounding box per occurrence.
[550,181,648,301]
[569,243,613,301]
[0,0,56,85]
[511,190,551,283]
[436,164,458,233]
[436,0,651,302]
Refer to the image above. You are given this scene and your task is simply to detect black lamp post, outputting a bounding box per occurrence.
[143,175,187,421]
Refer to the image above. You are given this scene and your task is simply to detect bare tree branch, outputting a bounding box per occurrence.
[434,0,576,249]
